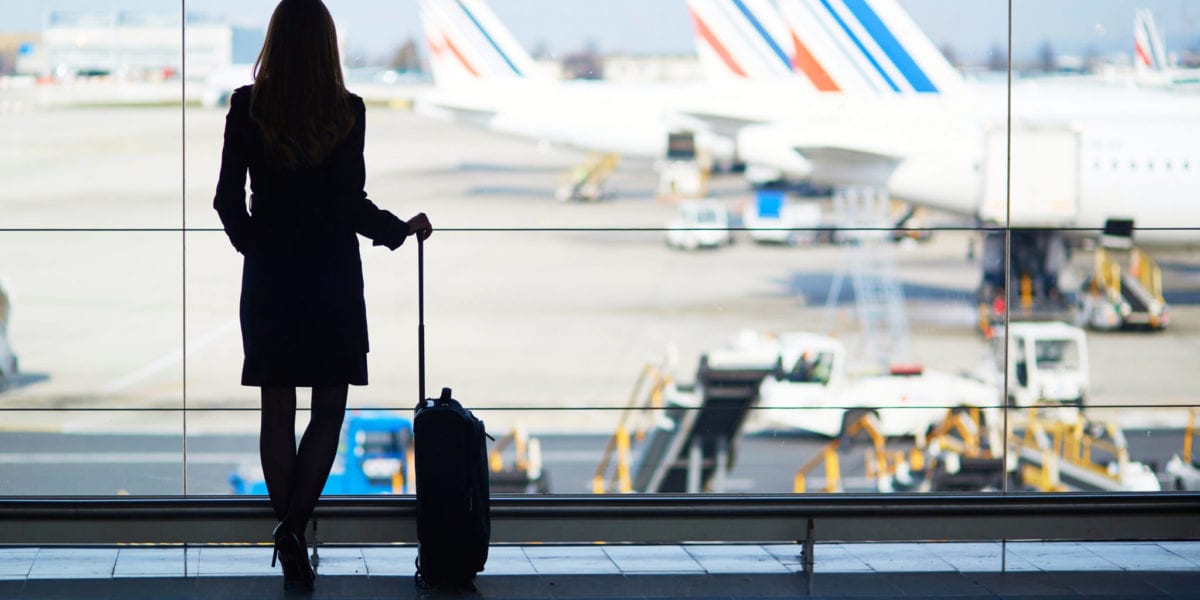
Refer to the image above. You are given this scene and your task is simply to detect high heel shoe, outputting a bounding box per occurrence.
[272,522,315,591]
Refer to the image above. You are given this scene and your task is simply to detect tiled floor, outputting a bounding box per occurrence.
[0,542,1197,598]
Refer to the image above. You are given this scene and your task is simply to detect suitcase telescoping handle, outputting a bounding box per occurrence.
[417,237,454,409]
[418,235,426,405]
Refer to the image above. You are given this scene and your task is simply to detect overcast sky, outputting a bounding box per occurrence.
[2,0,1198,63]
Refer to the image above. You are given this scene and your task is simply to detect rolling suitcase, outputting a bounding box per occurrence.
[412,237,490,589]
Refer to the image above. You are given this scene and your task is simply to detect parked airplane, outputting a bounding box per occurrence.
[1135,7,1170,78]
[1133,8,1200,88]
[684,0,1200,329]
[416,0,734,162]
[690,0,1200,230]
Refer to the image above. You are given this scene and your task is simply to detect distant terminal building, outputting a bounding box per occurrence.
[24,11,262,80]
[528,54,701,83]
[600,55,703,84]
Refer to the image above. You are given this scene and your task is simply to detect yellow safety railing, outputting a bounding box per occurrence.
[925,407,988,458]
[1097,247,1122,300]
[1183,408,1198,464]
[489,426,532,474]
[591,153,620,186]
[561,152,620,201]
[1019,273,1033,312]
[1130,247,1166,304]
[593,362,673,494]
[794,412,888,493]
[1013,407,1132,492]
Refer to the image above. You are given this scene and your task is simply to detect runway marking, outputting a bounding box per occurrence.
[98,318,238,395]
[98,239,386,397]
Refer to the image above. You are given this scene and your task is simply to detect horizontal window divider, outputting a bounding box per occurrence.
[0,404,1194,413]
[3,226,1195,234]
[0,494,1197,546]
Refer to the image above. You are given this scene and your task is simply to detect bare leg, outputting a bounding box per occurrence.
[259,387,298,522]
[283,385,348,534]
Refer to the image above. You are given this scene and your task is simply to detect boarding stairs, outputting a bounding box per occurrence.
[556,152,619,201]
[823,186,912,371]
[1078,245,1167,330]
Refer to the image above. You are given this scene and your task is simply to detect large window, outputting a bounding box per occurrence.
[0,0,1195,499]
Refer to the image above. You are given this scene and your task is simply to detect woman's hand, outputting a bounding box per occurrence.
[407,213,433,242]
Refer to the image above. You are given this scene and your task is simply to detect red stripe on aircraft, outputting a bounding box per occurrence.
[1135,41,1152,67]
[426,34,444,57]
[791,31,840,92]
[443,33,480,77]
[689,7,747,78]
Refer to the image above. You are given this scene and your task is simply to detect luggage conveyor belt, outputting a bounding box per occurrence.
[595,357,775,494]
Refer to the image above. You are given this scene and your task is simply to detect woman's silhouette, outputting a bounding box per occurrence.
[213,0,431,591]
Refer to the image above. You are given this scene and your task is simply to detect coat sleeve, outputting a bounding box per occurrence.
[339,99,409,250]
[212,89,254,254]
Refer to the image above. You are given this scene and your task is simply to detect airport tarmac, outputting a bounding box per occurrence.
[0,429,1188,496]
[1,103,1200,443]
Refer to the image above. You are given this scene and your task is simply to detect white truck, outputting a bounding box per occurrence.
[705,331,1000,438]
[742,190,823,245]
[665,200,733,250]
[1002,321,1089,409]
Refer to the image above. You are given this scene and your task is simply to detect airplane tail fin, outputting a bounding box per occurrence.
[685,0,803,83]
[1134,8,1169,75]
[777,0,963,94]
[418,0,536,85]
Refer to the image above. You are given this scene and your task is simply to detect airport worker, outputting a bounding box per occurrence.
[212,0,432,591]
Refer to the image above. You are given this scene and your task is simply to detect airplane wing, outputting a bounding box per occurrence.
[413,92,500,130]
[795,145,902,187]
[678,111,769,138]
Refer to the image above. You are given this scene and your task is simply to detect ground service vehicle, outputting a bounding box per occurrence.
[231,410,413,495]
[1003,321,1089,408]
[742,190,822,245]
[665,200,732,250]
[705,331,999,438]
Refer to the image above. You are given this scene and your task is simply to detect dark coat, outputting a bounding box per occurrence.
[213,85,408,386]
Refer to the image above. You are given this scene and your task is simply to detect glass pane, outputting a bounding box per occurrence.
[184,409,261,495]
[176,0,1019,497]
[0,232,183,413]
[0,411,184,495]
[0,3,183,230]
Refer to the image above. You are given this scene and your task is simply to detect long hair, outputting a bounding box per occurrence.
[251,0,354,169]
